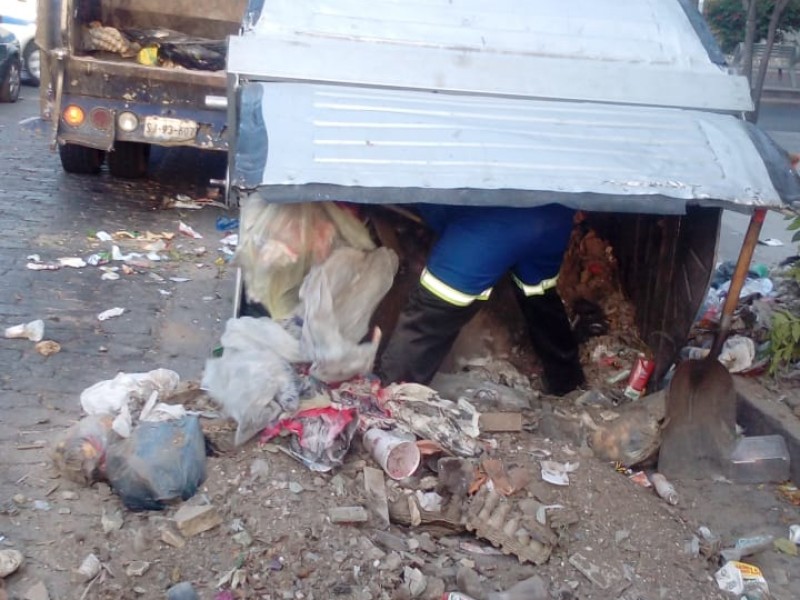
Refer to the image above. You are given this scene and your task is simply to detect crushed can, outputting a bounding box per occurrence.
[623,354,655,400]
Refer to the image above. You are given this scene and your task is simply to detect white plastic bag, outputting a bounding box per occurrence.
[299,247,399,383]
[236,196,375,319]
[202,317,301,446]
[80,369,181,416]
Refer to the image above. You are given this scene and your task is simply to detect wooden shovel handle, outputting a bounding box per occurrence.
[710,208,766,358]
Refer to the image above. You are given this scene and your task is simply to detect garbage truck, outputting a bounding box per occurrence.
[221,0,800,386]
[36,0,250,178]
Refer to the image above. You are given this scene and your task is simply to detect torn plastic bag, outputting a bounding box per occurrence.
[80,369,180,416]
[105,415,206,511]
[51,414,114,486]
[218,316,304,362]
[235,196,375,319]
[202,318,300,446]
[261,406,358,472]
[299,247,399,383]
[385,383,483,457]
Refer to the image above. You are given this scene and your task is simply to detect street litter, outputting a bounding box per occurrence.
[220,233,238,246]
[178,221,203,239]
[363,428,420,480]
[261,406,359,472]
[106,415,206,511]
[236,197,376,319]
[790,524,800,544]
[35,340,61,356]
[759,237,784,246]
[80,369,180,417]
[385,383,482,457]
[202,317,301,446]
[649,472,679,505]
[4,319,45,342]
[52,414,113,485]
[95,231,113,242]
[162,194,219,210]
[540,460,579,486]
[773,537,798,555]
[216,216,239,231]
[299,247,398,382]
[97,307,126,321]
[75,553,101,582]
[582,390,665,467]
[26,255,61,270]
[169,277,191,283]
[715,561,770,597]
[57,257,87,268]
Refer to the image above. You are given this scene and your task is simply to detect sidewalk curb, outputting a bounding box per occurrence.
[735,376,800,485]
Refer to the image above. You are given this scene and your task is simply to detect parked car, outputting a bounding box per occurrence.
[0,24,20,101]
[0,0,37,85]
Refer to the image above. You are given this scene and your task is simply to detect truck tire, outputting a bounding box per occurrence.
[108,142,150,179]
[0,58,21,103]
[58,143,105,174]
[23,42,41,87]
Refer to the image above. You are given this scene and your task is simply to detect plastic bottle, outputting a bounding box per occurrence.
[649,473,679,505]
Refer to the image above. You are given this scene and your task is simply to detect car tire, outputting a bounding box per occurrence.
[0,57,21,103]
[23,42,40,87]
[58,143,105,175]
[107,142,150,179]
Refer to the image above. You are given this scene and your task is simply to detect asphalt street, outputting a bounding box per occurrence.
[0,85,234,501]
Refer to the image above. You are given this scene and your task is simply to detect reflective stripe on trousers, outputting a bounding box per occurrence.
[512,273,559,296]
[420,268,492,306]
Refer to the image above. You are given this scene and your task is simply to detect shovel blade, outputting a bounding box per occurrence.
[658,357,736,479]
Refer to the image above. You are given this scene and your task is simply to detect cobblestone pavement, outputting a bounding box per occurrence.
[0,86,234,577]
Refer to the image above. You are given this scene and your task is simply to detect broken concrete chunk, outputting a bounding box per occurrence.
[160,526,186,548]
[569,552,621,590]
[173,504,222,537]
[125,561,150,577]
[0,549,24,577]
[363,467,390,529]
[329,506,369,523]
[22,582,49,600]
[479,412,524,432]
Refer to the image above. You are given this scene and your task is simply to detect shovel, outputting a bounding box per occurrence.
[658,208,766,479]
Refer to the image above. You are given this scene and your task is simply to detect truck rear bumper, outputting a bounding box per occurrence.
[57,95,228,151]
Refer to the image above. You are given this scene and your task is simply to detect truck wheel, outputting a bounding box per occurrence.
[23,42,41,87]
[108,142,150,179]
[0,58,21,103]
[58,143,105,174]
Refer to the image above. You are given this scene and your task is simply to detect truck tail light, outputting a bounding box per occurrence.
[89,108,113,131]
[62,105,85,127]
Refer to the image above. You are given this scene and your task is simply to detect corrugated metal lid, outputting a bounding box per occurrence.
[232,83,799,213]
[231,0,752,111]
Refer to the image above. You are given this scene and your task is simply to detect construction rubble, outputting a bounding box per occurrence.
[5,202,799,599]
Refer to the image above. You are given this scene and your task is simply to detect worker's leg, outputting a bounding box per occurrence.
[378,283,482,385]
[379,210,509,385]
[513,285,585,396]
[510,205,584,395]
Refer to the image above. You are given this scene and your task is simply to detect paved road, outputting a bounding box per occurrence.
[0,85,234,501]
[718,101,800,267]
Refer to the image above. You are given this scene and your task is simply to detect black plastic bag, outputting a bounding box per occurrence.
[105,415,207,511]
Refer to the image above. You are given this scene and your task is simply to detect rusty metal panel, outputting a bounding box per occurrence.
[590,207,720,383]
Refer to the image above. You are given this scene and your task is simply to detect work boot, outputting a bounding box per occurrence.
[514,287,585,396]
[378,284,481,385]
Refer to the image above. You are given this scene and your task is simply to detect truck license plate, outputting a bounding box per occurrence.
[143,116,198,141]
